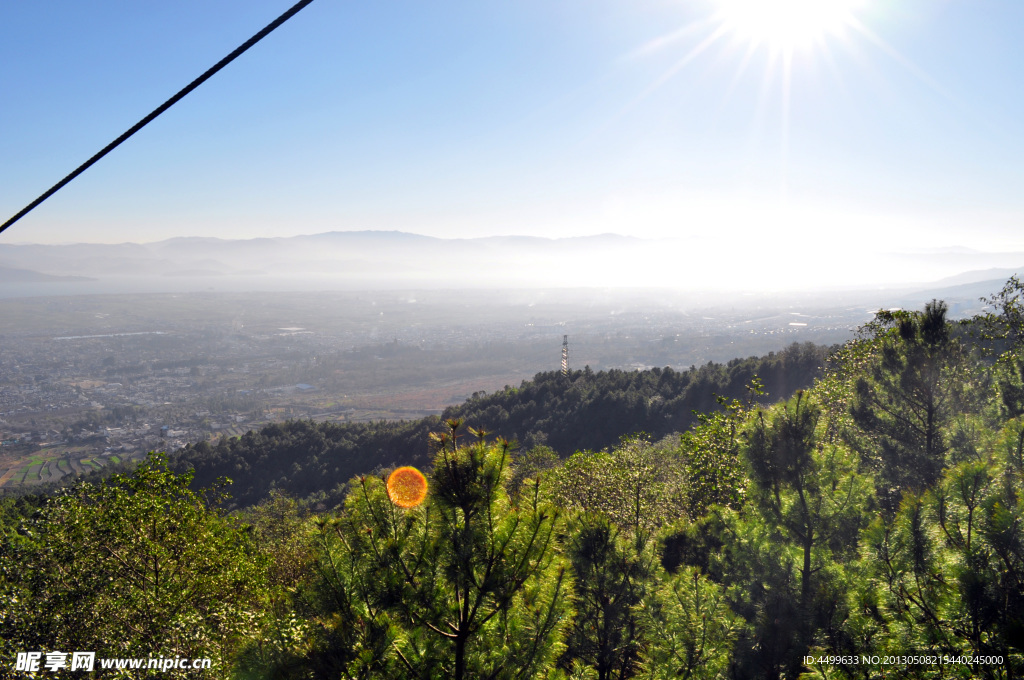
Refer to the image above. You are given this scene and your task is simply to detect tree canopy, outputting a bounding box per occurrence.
[9,284,1024,679]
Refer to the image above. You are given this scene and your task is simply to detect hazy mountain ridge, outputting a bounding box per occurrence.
[0,231,650,286]
[0,266,96,283]
[931,266,1023,287]
[1,231,1020,293]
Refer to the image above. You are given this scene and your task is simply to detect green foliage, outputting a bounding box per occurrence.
[718,393,867,677]
[561,514,655,680]
[553,435,687,538]
[677,383,757,518]
[233,493,321,679]
[16,286,1024,678]
[995,352,1024,420]
[560,494,742,680]
[853,449,1024,678]
[170,346,829,512]
[979,275,1024,351]
[447,345,829,455]
[509,445,561,499]
[980,276,1024,420]
[0,494,44,537]
[748,393,871,596]
[302,422,571,680]
[173,418,438,510]
[851,300,977,511]
[0,453,267,678]
[639,567,744,680]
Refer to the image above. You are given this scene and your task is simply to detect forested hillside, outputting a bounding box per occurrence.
[172,341,828,509]
[5,278,1024,679]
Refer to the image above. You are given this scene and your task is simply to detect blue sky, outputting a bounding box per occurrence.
[2,0,1023,283]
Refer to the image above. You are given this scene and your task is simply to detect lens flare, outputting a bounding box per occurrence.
[387,466,428,508]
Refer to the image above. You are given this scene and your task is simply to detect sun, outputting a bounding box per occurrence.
[715,0,864,52]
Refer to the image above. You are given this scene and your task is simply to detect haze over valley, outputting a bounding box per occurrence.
[1,261,1016,490]
[3,231,1024,295]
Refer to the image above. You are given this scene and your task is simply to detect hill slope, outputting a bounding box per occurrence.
[171,342,831,509]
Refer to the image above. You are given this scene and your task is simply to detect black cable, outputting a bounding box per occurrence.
[0,0,317,237]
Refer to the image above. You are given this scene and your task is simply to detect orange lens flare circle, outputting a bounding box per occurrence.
[387,466,428,508]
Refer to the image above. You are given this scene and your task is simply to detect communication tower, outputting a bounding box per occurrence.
[561,335,569,376]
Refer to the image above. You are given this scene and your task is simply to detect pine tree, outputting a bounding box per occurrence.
[744,392,871,678]
[851,300,968,511]
[854,446,1024,679]
[310,420,571,680]
[550,435,684,680]
[560,514,655,680]
[981,276,1024,419]
[639,566,743,680]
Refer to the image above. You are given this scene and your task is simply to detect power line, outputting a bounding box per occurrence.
[0,0,317,237]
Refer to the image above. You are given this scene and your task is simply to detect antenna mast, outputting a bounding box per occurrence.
[561,335,569,376]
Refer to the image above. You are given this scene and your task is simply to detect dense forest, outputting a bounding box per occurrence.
[170,341,827,509]
[3,278,1024,679]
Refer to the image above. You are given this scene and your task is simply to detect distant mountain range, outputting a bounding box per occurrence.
[932,266,1022,287]
[0,265,95,283]
[0,230,1020,295]
[0,231,649,288]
